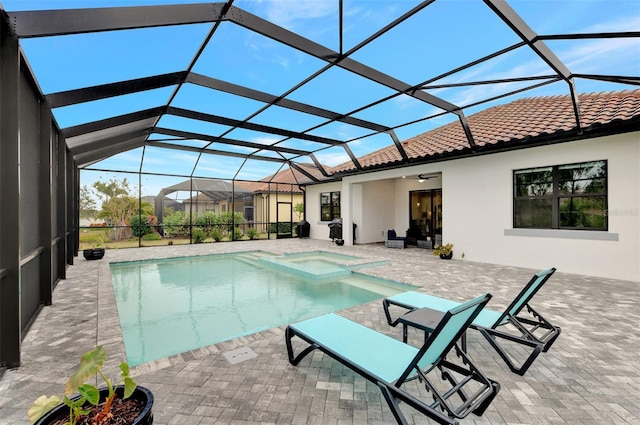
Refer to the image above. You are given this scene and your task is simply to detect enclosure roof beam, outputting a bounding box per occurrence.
[7,3,228,38]
[167,106,345,146]
[74,137,148,166]
[387,131,409,163]
[186,72,391,132]
[62,106,165,138]
[225,5,461,114]
[289,162,320,183]
[483,0,582,131]
[153,127,310,156]
[147,140,284,163]
[69,128,151,156]
[47,71,188,108]
[573,74,640,86]
[308,153,330,177]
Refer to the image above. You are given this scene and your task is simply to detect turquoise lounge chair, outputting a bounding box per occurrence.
[383,267,561,376]
[286,294,500,425]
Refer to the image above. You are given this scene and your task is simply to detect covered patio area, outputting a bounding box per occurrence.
[1,240,638,424]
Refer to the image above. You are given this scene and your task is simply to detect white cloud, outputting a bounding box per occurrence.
[561,38,639,74]
[250,135,282,145]
[585,15,640,33]
[257,0,336,30]
[314,150,350,167]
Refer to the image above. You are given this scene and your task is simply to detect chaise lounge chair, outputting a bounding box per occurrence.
[286,294,500,425]
[383,267,561,376]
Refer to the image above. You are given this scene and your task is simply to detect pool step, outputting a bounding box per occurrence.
[235,254,263,267]
[341,275,407,297]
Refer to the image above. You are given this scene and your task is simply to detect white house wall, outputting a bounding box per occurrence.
[306,181,342,241]
[306,132,639,282]
[447,132,638,283]
[357,179,395,243]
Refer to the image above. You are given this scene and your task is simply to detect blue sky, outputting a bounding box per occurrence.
[2,0,638,197]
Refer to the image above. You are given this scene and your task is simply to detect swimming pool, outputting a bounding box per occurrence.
[109,251,414,366]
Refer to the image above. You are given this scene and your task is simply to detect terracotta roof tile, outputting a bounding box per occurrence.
[236,163,325,193]
[331,89,640,174]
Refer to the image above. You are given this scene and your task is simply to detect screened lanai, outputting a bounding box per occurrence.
[0,0,638,369]
[4,0,639,179]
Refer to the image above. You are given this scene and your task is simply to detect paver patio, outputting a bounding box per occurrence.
[1,239,638,424]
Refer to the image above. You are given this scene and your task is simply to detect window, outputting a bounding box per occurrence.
[320,191,340,221]
[514,160,607,230]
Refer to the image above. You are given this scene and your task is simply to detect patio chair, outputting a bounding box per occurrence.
[383,267,560,376]
[386,229,406,249]
[286,294,500,425]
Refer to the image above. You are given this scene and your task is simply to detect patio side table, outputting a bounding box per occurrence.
[397,307,468,351]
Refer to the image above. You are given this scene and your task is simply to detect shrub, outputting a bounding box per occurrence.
[191,228,206,244]
[210,226,222,242]
[163,211,189,237]
[232,227,244,241]
[269,222,292,234]
[246,228,258,240]
[130,215,152,237]
[142,232,162,241]
[195,211,217,234]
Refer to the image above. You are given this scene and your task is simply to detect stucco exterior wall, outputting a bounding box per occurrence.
[443,132,638,282]
[306,181,342,240]
[357,179,395,243]
[305,132,639,282]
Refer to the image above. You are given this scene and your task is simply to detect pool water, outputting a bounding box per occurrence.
[256,251,388,280]
[110,251,414,366]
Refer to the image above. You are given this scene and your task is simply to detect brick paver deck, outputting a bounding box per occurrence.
[1,239,638,424]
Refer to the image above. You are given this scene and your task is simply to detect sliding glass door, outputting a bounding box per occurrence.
[408,189,442,246]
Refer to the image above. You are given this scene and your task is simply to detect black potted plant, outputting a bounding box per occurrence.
[433,243,454,260]
[28,346,153,425]
[83,236,105,261]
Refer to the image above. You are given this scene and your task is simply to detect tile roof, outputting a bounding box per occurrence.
[236,163,323,193]
[331,89,640,173]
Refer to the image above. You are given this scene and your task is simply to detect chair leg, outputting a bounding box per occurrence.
[472,381,501,416]
[285,326,319,366]
[416,346,499,421]
[479,327,544,376]
[379,384,410,425]
[542,326,561,352]
[379,382,459,425]
[382,299,413,327]
[478,307,561,376]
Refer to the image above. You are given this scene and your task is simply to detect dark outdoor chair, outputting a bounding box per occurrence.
[386,229,406,249]
[383,268,560,376]
[286,294,500,425]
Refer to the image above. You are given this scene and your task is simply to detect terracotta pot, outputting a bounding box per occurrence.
[34,385,153,425]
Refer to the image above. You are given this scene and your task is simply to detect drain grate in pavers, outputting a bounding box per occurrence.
[222,346,257,364]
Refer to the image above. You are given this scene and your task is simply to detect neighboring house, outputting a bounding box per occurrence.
[303,90,640,282]
[142,196,183,215]
[155,179,253,222]
[235,163,322,229]
[182,194,225,216]
[155,164,321,233]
